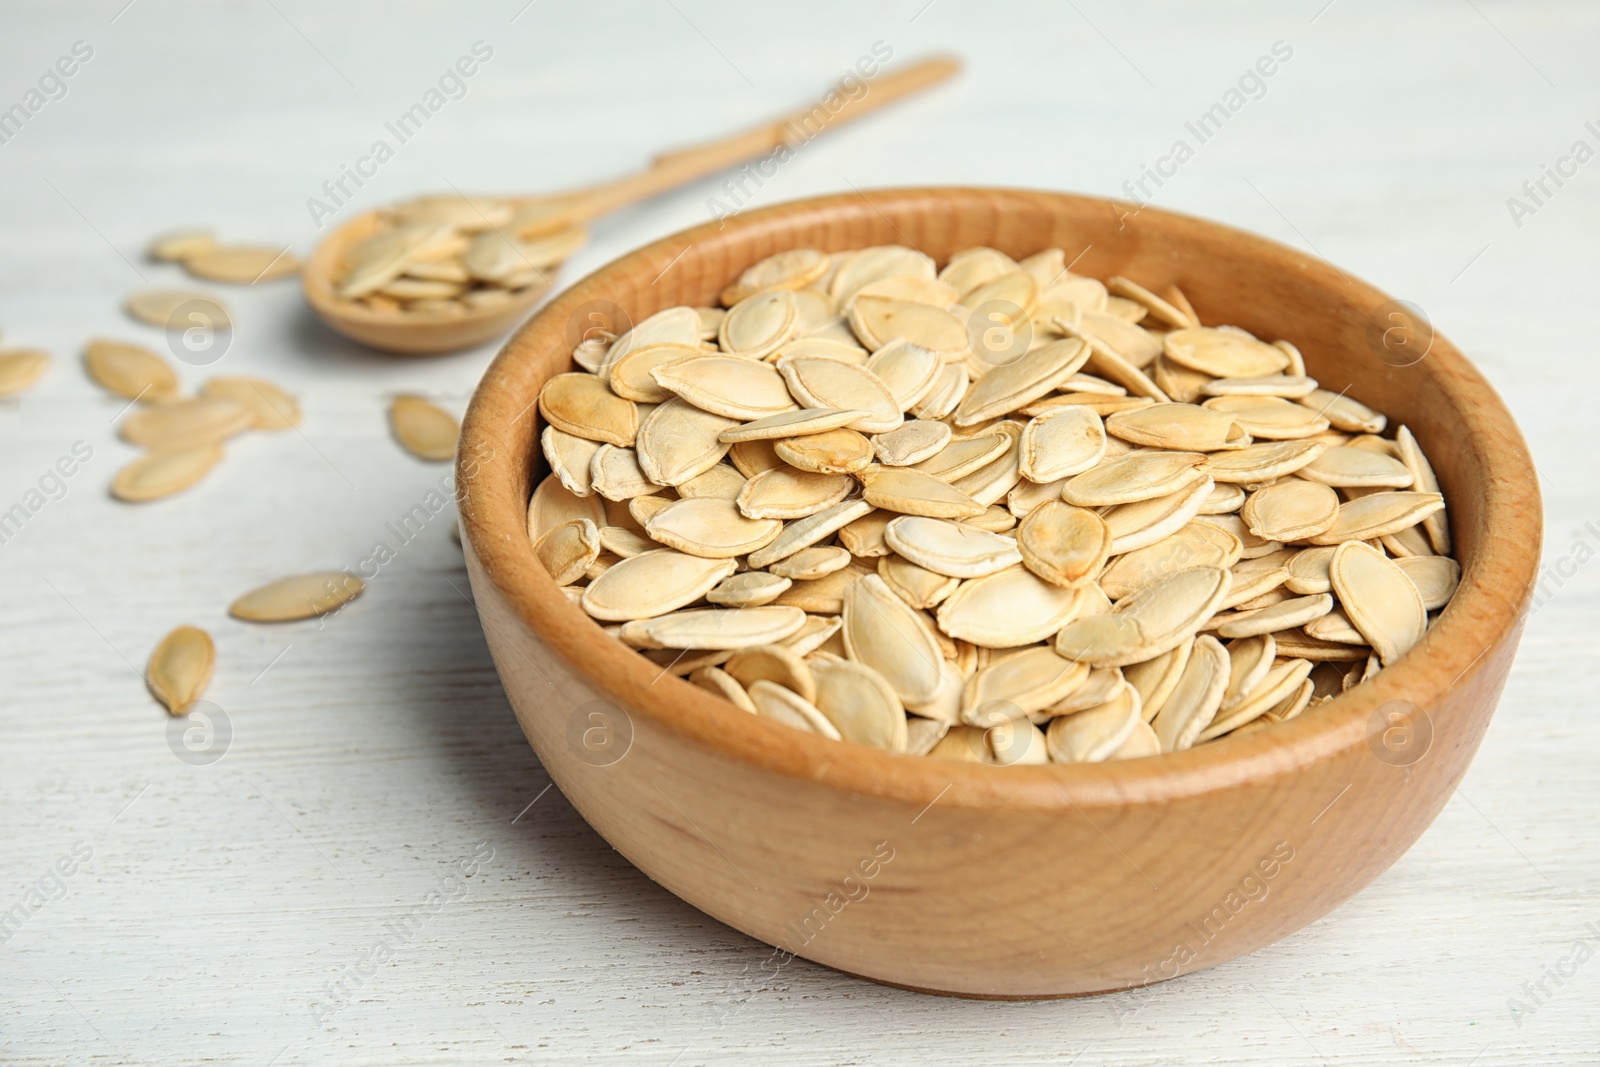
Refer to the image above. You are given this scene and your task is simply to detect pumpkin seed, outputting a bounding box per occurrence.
[707,571,792,608]
[865,339,944,409]
[927,723,992,763]
[724,644,817,703]
[774,427,874,474]
[542,426,602,497]
[621,606,808,650]
[124,288,232,328]
[1101,478,1215,555]
[580,550,736,621]
[1046,685,1141,762]
[748,500,873,568]
[1240,479,1340,542]
[149,228,216,262]
[962,646,1090,723]
[1124,638,1194,721]
[184,244,300,283]
[231,571,364,622]
[1017,502,1111,587]
[935,566,1089,647]
[1395,426,1451,555]
[1203,395,1329,439]
[810,658,908,751]
[589,445,658,500]
[719,407,869,443]
[849,295,970,354]
[785,616,845,657]
[722,248,829,304]
[720,289,799,358]
[861,466,986,519]
[953,338,1090,426]
[1199,657,1314,740]
[533,518,602,585]
[1105,403,1246,452]
[1296,445,1413,488]
[747,679,843,738]
[1055,566,1231,667]
[85,339,180,400]
[873,419,952,466]
[389,395,458,461]
[1211,593,1334,638]
[988,718,1051,765]
[689,665,758,712]
[1303,388,1386,433]
[528,473,605,540]
[906,717,952,755]
[1107,276,1194,329]
[776,354,902,433]
[1099,522,1241,600]
[1396,554,1460,611]
[121,397,252,449]
[540,373,639,447]
[201,376,300,429]
[111,442,225,502]
[830,246,936,304]
[0,349,50,397]
[878,554,959,609]
[1163,327,1289,378]
[1016,406,1105,485]
[607,343,697,403]
[1303,607,1369,645]
[1307,491,1445,544]
[602,307,704,374]
[911,433,1009,483]
[1063,451,1209,507]
[884,515,1021,578]
[597,526,656,558]
[736,467,853,520]
[769,546,852,580]
[1150,635,1229,751]
[652,355,798,420]
[841,574,944,705]
[635,398,736,486]
[1330,541,1426,665]
[1200,374,1319,398]
[645,497,782,558]
[147,625,215,715]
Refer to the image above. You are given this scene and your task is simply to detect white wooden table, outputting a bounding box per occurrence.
[2,1,1596,1063]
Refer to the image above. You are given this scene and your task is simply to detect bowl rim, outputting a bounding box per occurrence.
[458,186,1541,811]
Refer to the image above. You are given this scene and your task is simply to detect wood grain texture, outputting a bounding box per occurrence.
[458,187,1541,997]
[2,0,1596,1062]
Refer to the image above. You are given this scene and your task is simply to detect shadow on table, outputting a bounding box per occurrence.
[366,558,833,986]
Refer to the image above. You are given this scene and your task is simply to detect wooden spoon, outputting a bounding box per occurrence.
[302,55,960,355]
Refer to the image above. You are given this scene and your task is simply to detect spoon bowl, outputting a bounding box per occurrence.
[302,209,550,355]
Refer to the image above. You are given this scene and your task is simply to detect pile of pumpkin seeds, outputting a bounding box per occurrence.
[333,194,587,316]
[526,244,1460,765]
[84,334,302,502]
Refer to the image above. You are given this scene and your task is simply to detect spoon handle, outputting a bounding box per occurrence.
[556,54,961,225]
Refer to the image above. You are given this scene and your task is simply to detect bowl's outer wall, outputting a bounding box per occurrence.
[458,188,1541,997]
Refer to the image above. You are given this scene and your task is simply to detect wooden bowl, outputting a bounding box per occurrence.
[456,188,1541,998]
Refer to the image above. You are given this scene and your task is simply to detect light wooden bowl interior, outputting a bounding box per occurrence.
[457,187,1541,997]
